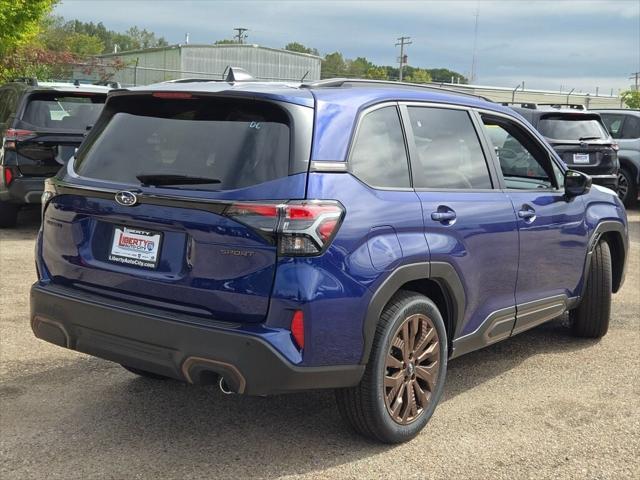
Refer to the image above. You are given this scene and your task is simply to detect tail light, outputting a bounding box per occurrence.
[290,310,304,349]
[226,200,344,256]
[2,166,14,186]
[4,128,35,149]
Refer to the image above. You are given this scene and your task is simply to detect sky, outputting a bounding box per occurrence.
[53,0,640,93]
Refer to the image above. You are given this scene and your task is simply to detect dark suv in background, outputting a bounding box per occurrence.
[507,104,618,192]
[0,79,109,227]
[596,109,640,207]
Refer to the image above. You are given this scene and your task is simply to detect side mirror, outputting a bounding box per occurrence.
[564,169,592,197]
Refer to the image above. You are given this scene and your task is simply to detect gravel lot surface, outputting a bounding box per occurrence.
[1,207,639,480]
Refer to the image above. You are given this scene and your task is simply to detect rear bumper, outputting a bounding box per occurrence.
[0,176,45,204]
[30,283,364,395]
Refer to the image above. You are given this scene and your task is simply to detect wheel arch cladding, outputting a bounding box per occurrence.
[586,221,628,295]
[360,261,465,364]
[601,230,626,293]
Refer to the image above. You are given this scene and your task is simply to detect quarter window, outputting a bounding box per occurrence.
[407,107,492,189]
[349,106,411,189]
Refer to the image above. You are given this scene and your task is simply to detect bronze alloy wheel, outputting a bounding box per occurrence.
[384,313,440,425]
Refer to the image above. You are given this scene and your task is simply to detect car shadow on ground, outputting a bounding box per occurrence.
[3,318,601,478]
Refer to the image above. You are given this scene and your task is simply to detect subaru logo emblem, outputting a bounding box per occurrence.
[115,191,138,206]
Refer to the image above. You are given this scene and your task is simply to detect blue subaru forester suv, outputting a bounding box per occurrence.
[31,77,628,443]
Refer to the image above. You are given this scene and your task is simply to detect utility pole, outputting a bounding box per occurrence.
[233,27,249,44]
[630,72,640,91]
[470,5,480,83]
[395,36,412,81]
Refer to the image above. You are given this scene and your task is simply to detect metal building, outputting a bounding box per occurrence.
[82,44,322,86]
[434,82,623,109]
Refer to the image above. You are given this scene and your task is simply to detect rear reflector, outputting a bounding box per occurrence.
[2,167,13,186]
[152,92,194,99]
[291,310,304,349]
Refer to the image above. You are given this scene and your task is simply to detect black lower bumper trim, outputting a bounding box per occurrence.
[30,283,364,395]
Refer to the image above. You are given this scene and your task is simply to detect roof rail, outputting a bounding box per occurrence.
[301,78,490,101]
[93,80,121,88]
[12,77,38,86]
[501,102,538,109]
[162,78,222,84]
[537,103,586,111]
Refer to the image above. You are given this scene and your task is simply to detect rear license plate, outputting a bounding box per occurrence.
[109,227,162,269]
[573,153,590,164]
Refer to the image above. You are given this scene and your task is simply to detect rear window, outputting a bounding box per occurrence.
[75,95,296,191]
[537,115,608,141]
[22,92,105,130]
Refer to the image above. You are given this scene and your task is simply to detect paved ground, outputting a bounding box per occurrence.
[1,207,638,480]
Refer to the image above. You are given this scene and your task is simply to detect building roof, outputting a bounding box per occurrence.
[97,43,322,60]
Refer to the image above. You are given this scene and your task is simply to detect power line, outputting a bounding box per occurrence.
[395,36,412,82]
[233,27,249,44]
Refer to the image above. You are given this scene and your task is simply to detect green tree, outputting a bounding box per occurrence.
[405,68,432,84]
[284,42,319,56]
[0,0,57,56]
[426,68,468,84]
[125,26,168,50]
[364,66,388,80]
[621,90,640,109]
[68,32,104,56]
[321,51,346,78]
[214,39,237,45]
[347,57,373,77]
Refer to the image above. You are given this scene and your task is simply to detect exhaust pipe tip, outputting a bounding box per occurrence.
[219,376,235,395]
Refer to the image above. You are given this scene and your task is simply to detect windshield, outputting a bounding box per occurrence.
[75,95,293,191]
[537,115,608,141]
[22,92,105,130]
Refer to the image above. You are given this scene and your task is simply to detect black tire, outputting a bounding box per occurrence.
[617,167,637,208]
[0,201,19,228]
[121,365,169,380]
[570,240,612,338]
[335,291,448,443]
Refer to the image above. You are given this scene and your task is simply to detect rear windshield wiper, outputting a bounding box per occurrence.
[136,174,222,186]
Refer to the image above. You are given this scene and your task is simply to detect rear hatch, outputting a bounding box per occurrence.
[538,113,617,175]
[41,91,314,324]
[12,91,106,176]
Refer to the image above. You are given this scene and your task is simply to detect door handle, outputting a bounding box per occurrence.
[518,205,536,222]
[431,210,457,222]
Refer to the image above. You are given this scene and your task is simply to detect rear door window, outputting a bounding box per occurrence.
[407,106,492,189]
[620,115,640,139]
[600,114,625,139]
[76,95,299,191]
[537,115,608,140]
[349,105,411,188]
[21,92,106,130]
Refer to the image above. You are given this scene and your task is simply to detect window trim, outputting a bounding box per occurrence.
[399,102,500,192]
[475,108,567,193]
[346,101,414,191]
